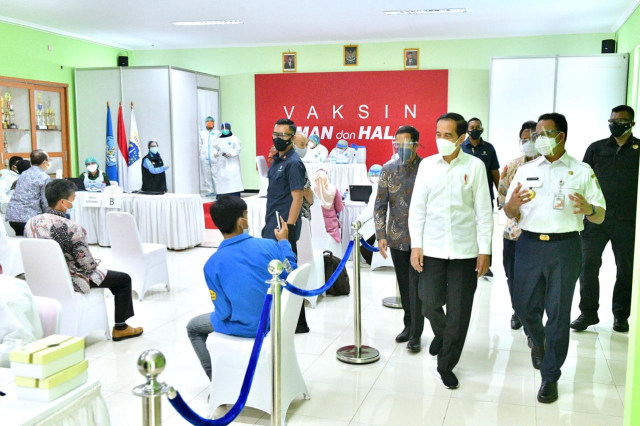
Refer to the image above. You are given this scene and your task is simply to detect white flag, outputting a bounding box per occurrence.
[127,108,143,191]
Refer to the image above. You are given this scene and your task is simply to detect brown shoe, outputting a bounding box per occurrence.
[112,325,143,341]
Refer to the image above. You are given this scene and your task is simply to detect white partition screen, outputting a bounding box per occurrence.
[170,69,200,194]
[489,54,628,167]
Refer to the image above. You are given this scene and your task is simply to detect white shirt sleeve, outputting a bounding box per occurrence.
[581,164,607,210]
[408,161,428,250]
[472,161,493,255]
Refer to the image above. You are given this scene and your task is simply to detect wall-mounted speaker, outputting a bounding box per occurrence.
[602,39,616,54]
[118,56,129,66]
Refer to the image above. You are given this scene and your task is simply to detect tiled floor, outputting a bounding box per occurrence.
[84,214,628,425]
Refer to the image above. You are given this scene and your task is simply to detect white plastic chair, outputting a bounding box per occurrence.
[207,264,312,422]
[20,239,111,339]
[106,212,170,301]
[0,223,23,277]
[309,200,342,255]
[33,296,63,337]
[256,156,269,197]
[298,218,326,308]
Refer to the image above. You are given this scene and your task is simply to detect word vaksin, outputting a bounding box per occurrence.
[283,104,417,120]
[298,126,396,140]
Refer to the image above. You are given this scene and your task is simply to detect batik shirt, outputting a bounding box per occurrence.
[498,156,526,240]
[301,173,311,221]
[374,157,421,252]
[25,209,107,293]
[5,166,49,223]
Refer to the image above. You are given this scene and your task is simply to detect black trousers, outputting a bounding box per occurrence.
[419,256,477,372]
[579,219,635,320]
[360,235,376,265]
[9,222,25,236]
[389,248,424,339]
[502,238,517,310]
[286,233,309,330]
[90,270,135,324]
[513,236,581,382]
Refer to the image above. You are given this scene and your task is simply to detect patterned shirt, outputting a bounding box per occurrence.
[498,156,526,240]
[25,209,107,293]
[301,172,311,221]
[5,166,50,223]
[374,157,421,252]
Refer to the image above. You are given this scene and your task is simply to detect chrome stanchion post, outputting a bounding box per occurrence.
[382,280,403,309]
[336,220,380,365]
[266,260,284,426]
[133,349,172,426]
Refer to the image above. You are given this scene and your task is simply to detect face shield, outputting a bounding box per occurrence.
[368,164,382,184]
[392,136,418,163]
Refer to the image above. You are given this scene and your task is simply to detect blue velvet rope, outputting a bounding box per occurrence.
[359,237,379,252]
[284,240,354,297]
[167,293,273,425]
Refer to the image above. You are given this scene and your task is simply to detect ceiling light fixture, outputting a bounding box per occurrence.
[383,8,466,15]
[171,20,243,26]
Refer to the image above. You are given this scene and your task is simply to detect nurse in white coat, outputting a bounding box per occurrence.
[213,122,244,198]
[329,139,355,164]
[304,134,329,163]
[199,116,221,197]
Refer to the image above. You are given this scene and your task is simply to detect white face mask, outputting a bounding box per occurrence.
[436,138,458,157]
[534,136,558,156]
[87,164,98,173]
[520,139,538,158]
[294,146,308,158]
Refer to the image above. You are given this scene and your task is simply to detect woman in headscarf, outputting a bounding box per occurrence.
[80,156,110,191]
[141,140,169,193]
[312,169,344,243]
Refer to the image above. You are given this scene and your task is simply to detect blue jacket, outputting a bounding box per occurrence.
[204,234,297,337]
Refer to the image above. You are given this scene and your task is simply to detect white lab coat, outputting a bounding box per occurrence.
[329,147,355,164]
[213,134,244,194]
[304,144,329,163]
[0,171,18,213]
[199,129,221,194]
[357,182,378,240]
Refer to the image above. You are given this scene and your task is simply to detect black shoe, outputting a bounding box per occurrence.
[613,317,629,333]
[483,268,494,278]
[537,380,558,403]
[437,368,459,389]
[429,337,443,356]
[407,338,421,353]
[395,328,410,343]
[531,345,545,370]
[510,314,522,330]
[295,324,310,334]
[570,313,599,331]
[527,336,533,349]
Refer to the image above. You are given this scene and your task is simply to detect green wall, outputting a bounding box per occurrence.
[616,5,640,425]
[0,22,123,174]
[130,33,611,189]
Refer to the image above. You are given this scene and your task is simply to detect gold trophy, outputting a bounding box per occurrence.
[5,92,17,129]
[0,96,5,129]
[46,100,57,130]
[36,92,46,129]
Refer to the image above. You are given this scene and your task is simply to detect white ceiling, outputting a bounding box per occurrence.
[0,0,638,50]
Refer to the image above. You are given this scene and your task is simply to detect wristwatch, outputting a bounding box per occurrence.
[586,204,597,217]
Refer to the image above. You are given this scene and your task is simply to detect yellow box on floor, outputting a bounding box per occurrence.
[14,360,89,402]
[10,335,85,379]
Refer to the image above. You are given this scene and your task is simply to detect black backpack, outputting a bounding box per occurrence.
[323,250,350,296]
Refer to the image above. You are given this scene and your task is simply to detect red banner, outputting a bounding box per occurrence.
[255,70,448,167]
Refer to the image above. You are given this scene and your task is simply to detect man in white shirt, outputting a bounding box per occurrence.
[505,113,606,404]
[409,113,493,389]
[0,156,22,213]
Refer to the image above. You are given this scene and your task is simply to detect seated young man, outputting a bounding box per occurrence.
[24,179,143,341]
[187,195,297,380]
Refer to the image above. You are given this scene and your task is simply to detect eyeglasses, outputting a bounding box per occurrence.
[608,119,632,125]
[272,132,294,139]
[393,140,416,147]
[531,129,562,141]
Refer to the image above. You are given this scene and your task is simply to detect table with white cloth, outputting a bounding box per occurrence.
[0,368,110,426]
[340,201,367,254]
[304,163,368,194]
[70,192,204,250]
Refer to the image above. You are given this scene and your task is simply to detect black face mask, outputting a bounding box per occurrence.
[609,122,632,138]
[469,129,483,140]
[273,137,291,152]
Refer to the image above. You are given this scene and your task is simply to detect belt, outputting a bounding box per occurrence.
[520,230,579,241]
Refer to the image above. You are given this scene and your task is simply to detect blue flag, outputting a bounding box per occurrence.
[105,105,117,182]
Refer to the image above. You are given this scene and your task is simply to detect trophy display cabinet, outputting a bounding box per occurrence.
[0,75,71,177]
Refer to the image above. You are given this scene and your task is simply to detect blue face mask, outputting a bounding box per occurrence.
[64,199,75,214]
[398,147,414,163]
[150,147,158,155]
